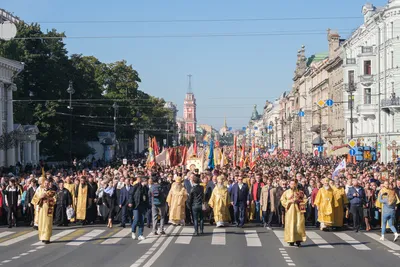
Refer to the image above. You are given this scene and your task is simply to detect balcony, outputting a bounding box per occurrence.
[359,74,374,85]
[358,46,375,57]
[381,94,400,113]
[356,104,378,118]
[346,58,356,65]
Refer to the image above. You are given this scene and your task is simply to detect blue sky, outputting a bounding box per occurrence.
[3,0,388,130]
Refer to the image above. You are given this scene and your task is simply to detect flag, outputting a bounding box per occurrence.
[208,140,215,169]
[181,146,188,166]
[147,137,156,167]
[187,143,194,158]
[156,149,168,166]
[233,136,237,168]
[249,139,256,170]
[332,159,346,179]
[193,139,197,157]
[239,138,245,168]
[153,137,160,156]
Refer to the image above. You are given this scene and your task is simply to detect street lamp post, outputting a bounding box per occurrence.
[345,83,357,139]
[66,81,74,165]
[113,102,119,158]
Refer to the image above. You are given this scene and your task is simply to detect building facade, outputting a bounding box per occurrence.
[182,76,197,140]
[342,0,400,163]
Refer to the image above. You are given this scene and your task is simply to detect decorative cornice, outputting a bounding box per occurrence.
[0,56,24,72]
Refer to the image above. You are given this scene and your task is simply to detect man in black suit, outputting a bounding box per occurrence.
[183,173,194,224]
[120,178,134,227]
[230,175,250,228]
[25,179,38,227]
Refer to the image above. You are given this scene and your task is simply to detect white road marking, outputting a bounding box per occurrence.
[130,225,176,267]
[32,229,76,246]
[0,231,15,238]
[306,231,333,248]
[101,228,131,245]
[288,264,296,266]
[334,233,370,250]
[20,253,28,256]
[142,226,182,267]
[0,231,37,247]
[211,228,226,245]
[66,229,105,246]
[364,233,400,251]
[175,227,194,244]
[12,256,20,259]
[244,230,262,247]
[1,260,11,263]
[139,225,173,244]
[273,230,289,247]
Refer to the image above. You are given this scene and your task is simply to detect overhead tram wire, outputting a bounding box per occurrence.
[32,16,363,24]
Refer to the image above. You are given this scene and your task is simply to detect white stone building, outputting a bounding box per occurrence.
[342,0,400,163]
[0,56,41,167]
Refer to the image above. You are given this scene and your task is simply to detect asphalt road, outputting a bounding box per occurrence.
[0,224,399,267]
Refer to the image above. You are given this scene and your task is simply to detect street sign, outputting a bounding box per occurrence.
[349,149,356,156]
[326,99,334,107]
[317,99,325,108]
[348,139,357,148]
[268,125,273,130]
[123,158,127,165]
[318,146,324,152]
[298,110,305,117]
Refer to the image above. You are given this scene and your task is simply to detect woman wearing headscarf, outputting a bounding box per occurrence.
[208,176,231,227]
[376,181,399,241]
[166,177,187,226]
[102,180,116,228]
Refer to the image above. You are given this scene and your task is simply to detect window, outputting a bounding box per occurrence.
[348,70,355,86]
[364,88,371,104]
[364,60,371,75]
[188,113,192,119]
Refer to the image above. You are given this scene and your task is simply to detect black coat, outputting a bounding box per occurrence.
[56,188,72,207]
[189,185,204,208]
[129,183,149,210]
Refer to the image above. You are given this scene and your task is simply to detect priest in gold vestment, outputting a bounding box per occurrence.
[280,179,307,247]
[314,178,339,231]
[208,176,231,227]
[166,177,188,225]
[31,179,56,244]
[75,176,89,223]
[63,176,76,222]
[33,176,46,230]
[332,179,348,228]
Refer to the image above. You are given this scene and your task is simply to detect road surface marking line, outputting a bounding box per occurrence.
[364,233,400,251]
[175,227,194,244]
[273,230,289,247]
[284,257,291,259]
[1,260,10,263]
[279,248,285,250]
[244,230,262,247]
[58,229,87,241]
[393,253,400,256]
[0,231,15,239]
[28,250,36,253]
[0,231,37,246]
[66,229,105,246]
[139,225,173,244]
[20,253,28,256]
[142,226,182,267]
[93,228,120,244]
[12,256,20,259]
[32,229,76,245]
[306,231,333,248]
[288,264,296,266]
[37,246,44,249]
[334,233,370,250]
[388,250,395,252]
[101,228,131,245]
[130,225,176,267]
[211,228,226,245]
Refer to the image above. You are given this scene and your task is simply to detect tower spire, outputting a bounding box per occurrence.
[224,116,227,128]
[187,74,192,93]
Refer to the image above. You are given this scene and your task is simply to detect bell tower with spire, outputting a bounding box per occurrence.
[183,74,197,139]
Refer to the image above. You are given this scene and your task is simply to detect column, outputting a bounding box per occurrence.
[6,86,15,166]
[16,141,21,164]
[36,140,40,163]
[31,140,37,165]
[0,82,4,167]
[138,131,144,153]
[24,141,32,164]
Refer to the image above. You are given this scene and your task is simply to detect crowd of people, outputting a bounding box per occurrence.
[0,152,400,246]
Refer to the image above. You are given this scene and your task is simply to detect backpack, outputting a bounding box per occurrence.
[151,184,164,206]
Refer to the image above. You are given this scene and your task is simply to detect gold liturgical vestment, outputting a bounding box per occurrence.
[76,184,88,220]
[208,186,231,223]
[314,186,339,226]
[166,183,187,224]
[64,183,76,222]
[33,186,45,226]
[31,189,56,241]
[280,188,307,243]
[332,186,348,227]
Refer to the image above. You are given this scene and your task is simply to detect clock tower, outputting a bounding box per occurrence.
[183,74,197,139]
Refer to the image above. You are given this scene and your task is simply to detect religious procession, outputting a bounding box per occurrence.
[1,138,399,250]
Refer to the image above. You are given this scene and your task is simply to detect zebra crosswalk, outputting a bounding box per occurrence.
[0,227,399,253]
